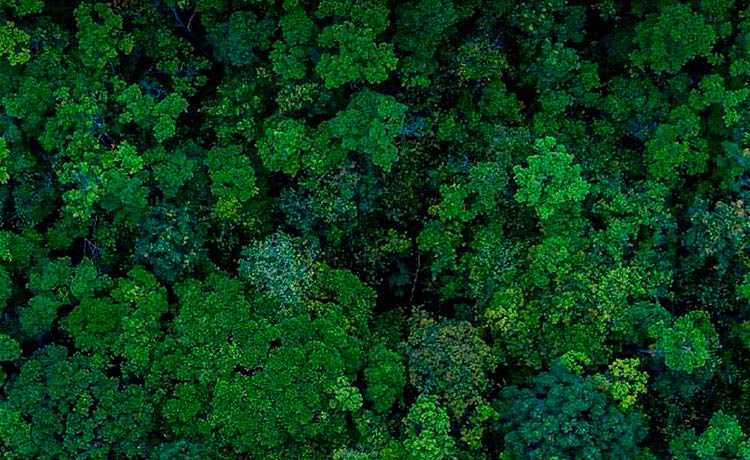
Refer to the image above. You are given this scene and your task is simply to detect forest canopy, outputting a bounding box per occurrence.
[1,0,750,458]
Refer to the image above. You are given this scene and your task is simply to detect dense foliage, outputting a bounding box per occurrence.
[1,0,750,458]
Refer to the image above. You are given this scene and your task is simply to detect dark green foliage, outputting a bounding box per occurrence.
[1,0,750,457]
[407,312,494,417]
[365,344,406,414]
[497,365,646,459]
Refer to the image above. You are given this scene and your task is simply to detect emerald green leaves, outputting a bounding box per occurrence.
[259,90,406,175]
[404,395,455,460]
[74,3,133,69]
[514,136,590,220]
[315,0,397,88]
[692,412,750,459]
[207,11,275,67]
[646,105,707,180]
[3,1,750,457]
[316,22,397,88]
[497,365,646,459]
[1,346,154,459]
[257,116,312,175]
[365,345,406,413]
[206,145,257,222]
[324,90,406,172]
[650,311,719,374]
[116,85,188,143]
[632,4,717,74]
[0,334,20,362]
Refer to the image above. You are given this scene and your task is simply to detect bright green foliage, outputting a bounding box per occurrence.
[205,145,257,222]
[693,412,750,459]
[671,411,750,459]
[0,138,10,183]
[514,136,590,220]
[646,105,708,179]
[404,395,455,460]
[0,21,31,65]
[257,116,312,175]
[110,266,168,372]
[20,257,73,339]
[689,74,750,128]
[1,346,154,459]
[596,358,649,410]
[74,3,134,69]
[650,311,719,374]
[116,84,188,142]
[167,253,375,456]
[2,1,750,457]
[364,344,406,413]
[150,143,200,200]
[66,297,126,353]
[497,365,646,459]
[322,90,407,172]
[271,8,317,81]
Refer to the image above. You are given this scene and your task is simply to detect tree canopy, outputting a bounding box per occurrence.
[1,0,750,458]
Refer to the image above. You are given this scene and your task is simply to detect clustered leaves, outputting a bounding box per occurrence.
[0,1,749,459]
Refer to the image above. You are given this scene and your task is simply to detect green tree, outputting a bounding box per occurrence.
[404,395,455,460]
[496,364,646,459]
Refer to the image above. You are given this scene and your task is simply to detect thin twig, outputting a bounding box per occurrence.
[410,252,421,305]
[171,6,186,30]
[171,6,196,32]
[186,8,196,32]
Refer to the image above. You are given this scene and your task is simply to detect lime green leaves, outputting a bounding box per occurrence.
[0,138,10,183]
[0,21,31,65]
[404,395,455,460]
[0,0,41,65]
[597,358,649,410]
[206,146,258,222]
